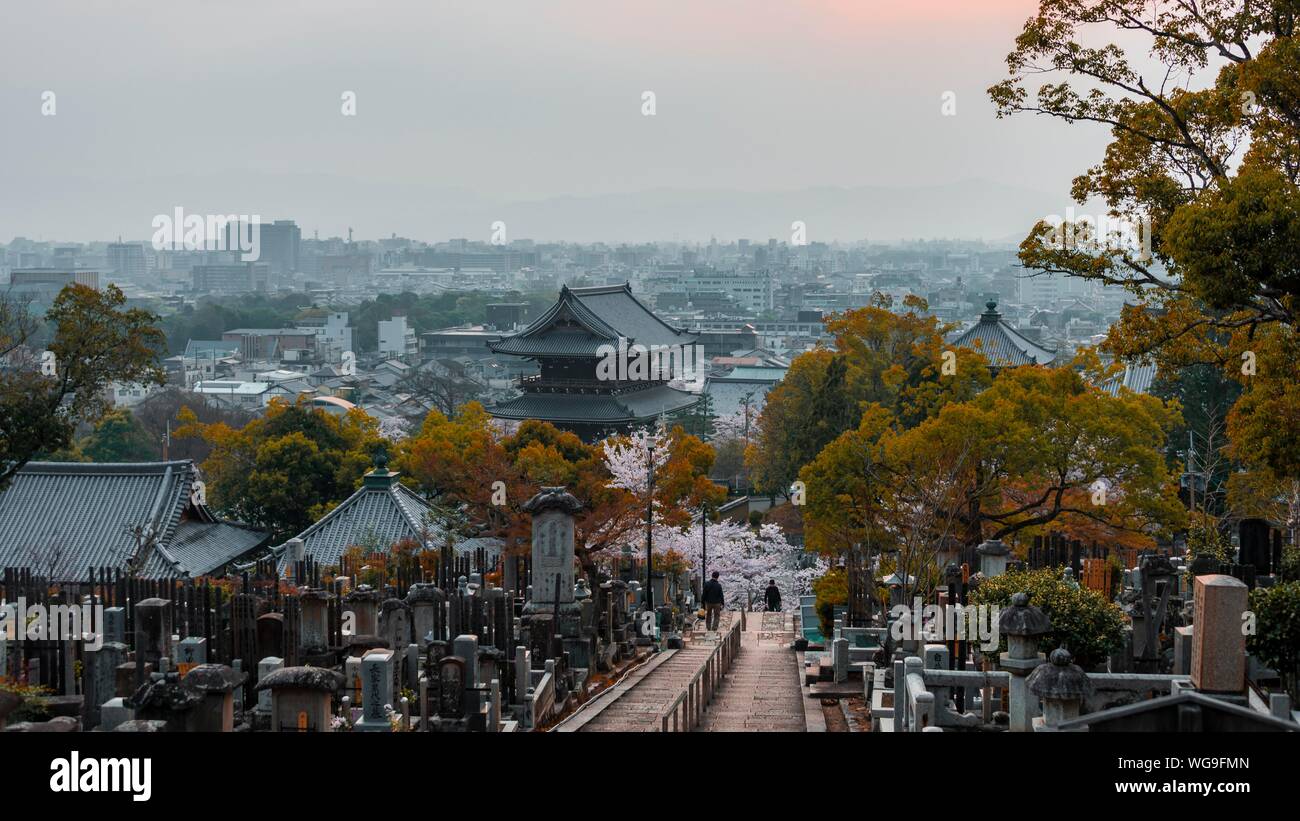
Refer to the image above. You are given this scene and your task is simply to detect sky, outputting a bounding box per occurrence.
[0,0,1115,243]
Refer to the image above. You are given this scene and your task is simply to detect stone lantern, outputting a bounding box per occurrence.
[976,538,1011,577]
[1027,647,1091,730]
[998,591,1052,732]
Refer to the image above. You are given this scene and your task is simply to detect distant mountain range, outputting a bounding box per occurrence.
[4,172,1064,245]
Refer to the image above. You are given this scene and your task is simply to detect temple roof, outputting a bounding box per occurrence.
[0,461,267,579]
[488,384,699,424]
[950,301,1056,367]
[273,465,502,570]
[491,283,697,358]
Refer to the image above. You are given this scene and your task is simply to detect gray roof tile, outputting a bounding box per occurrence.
[0,461,268,579]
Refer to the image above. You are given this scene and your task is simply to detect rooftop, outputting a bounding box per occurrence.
[0,460,267,579]
[949,301,1056,367]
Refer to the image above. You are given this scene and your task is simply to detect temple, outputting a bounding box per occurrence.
[487,283,700,441]
[950,301,1057,369]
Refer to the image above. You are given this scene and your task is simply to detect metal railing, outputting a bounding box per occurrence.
[658,611,743,732]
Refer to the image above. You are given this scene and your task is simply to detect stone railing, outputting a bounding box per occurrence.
[525,661,556,730]
[882,644,1191,732]
[658,613,743,732]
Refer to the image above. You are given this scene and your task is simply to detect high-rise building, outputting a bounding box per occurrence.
[258,220,301,277]
[107,242,147,280]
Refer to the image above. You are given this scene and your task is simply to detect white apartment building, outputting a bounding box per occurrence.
[378,315,418,361]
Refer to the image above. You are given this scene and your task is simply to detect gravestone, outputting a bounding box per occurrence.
[453,634,480,688]
[407,583,446,649]
[82,641,128,729]
[378,599,412,653]
[176,637,207,677]
[355,650,395,731]
[256,657,284,717]
[299,590,331,655]
[102,607,126,644]
[436,655,467,719]
[134,598,172,672]
[521,487,581,615]
[1190,574,1248,693]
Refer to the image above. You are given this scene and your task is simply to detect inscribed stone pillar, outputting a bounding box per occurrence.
[1190,574,1248,693]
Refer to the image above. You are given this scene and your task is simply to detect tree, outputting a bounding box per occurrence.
[801,363,1186,597]
[654,517,821,611]
[175,399,384,542]
[399,363,484,417]
[0,284,165,492]
[746,302,991,497]
[989,0,1300,512]
[81,408,156,463]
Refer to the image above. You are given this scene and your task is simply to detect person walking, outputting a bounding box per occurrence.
[764,579,781,612]
[701,571,725,631]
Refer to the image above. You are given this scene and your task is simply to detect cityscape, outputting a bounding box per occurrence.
[0,0,1296,794]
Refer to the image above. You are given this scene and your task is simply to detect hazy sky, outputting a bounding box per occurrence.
[0,0,1114,242]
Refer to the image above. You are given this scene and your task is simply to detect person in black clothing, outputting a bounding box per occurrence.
[701,570,724,630]
[764,579,781,612]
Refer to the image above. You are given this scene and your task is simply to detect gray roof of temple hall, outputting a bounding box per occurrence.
[950,302,1056,368]
[273,465,502,570]
[491,283,697,358]
[0,461,268,580]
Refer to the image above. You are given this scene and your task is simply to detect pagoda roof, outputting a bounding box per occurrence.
[488,384,699,424]
[491,283,697,357]
[950,301,1056,367]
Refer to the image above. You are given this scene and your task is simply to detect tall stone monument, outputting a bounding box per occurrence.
[521,487,587,662]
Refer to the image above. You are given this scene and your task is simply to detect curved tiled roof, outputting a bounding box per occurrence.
[488,384,699,423]
[274,468,504,570]
[0,461,267,579]
[950,302,1056,367]
[491,283,696,357]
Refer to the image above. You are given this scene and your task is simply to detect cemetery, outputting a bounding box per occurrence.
[0,455,1297,736]
[800,529,1300,733]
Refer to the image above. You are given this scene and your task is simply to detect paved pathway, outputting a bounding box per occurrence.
[694,611,806,732]
[574,614,735,732]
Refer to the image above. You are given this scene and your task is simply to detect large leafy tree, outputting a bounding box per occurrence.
[81,408,157,463]
[175,399,384,542]
[801,364,1186,590]
[989,0,1300,513]
[746,299,992,497]
[0,284,165,492]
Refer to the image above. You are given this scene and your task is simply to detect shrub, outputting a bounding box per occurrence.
[1247,581,1300,700]
[812,567,847,638]
[969,567,1126,669]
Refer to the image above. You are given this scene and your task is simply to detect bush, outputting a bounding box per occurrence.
[1247,581,1300,700]
[812,567,847,638]
[969,567,1126,669]
[1280,544,1300,583]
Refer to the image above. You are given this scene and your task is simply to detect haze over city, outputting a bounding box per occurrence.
[2,0,1106,242]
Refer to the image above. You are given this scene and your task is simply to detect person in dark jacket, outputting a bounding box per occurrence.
[701,571,724,630]
[764,579,781,612]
